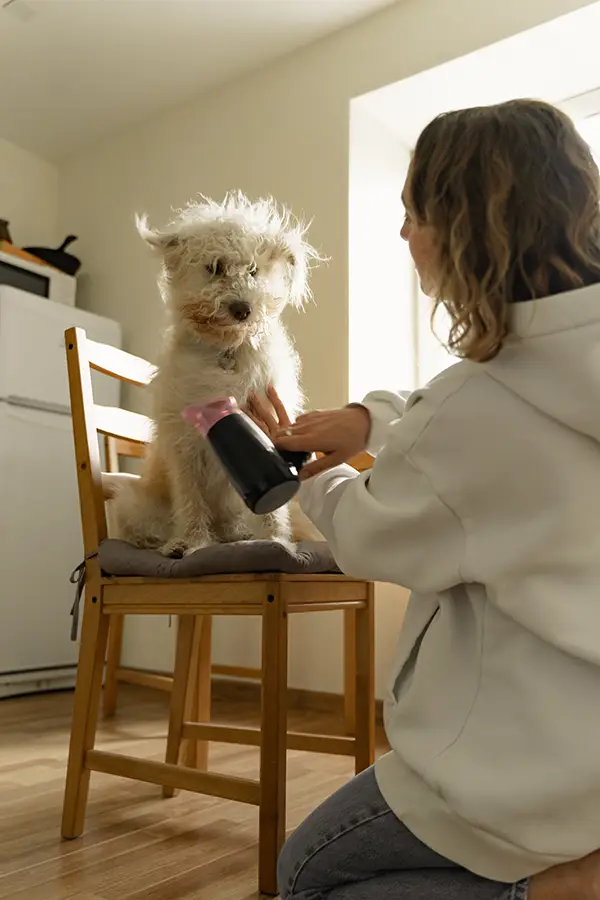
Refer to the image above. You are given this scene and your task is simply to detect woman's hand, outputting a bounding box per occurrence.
[246,387,372,480]
[245,386,293,441]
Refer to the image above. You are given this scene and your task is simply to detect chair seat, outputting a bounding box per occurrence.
[98,538,340,578]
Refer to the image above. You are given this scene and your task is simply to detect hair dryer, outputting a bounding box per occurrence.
[183,397,309,515]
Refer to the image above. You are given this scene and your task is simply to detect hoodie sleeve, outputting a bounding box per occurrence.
[360,389,412,454]
[298,414,465,594]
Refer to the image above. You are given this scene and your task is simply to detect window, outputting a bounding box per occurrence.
[415,283,453,385]
[348,105,417,401]
[563,87,600,156]
[576,113,600,158]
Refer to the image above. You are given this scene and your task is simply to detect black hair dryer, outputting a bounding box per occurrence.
[183,397,310,515]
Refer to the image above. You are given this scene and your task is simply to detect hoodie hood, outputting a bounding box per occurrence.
[484,283,600,443]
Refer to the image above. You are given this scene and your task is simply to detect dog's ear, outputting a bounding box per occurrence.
[135,214,180,253]
[275,227,324,307]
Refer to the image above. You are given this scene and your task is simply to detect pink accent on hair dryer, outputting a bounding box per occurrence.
[182,397,240,436]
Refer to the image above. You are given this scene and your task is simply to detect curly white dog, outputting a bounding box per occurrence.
[113,192,320,557]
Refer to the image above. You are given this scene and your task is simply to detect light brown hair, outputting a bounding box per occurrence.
[409,99,600,361]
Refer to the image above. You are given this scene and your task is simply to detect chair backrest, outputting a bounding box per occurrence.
[65,326,374,559]
[65,327,155,559]
[104,433,147,476]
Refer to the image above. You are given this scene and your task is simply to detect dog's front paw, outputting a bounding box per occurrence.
[182,540,213,557]
[252,510,293,547]
[271,536,296,553]
[218,525,254,544]
[159,537,189,559]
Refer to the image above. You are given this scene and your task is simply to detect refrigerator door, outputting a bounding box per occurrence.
[0,401,82,677]
[0,287,122,411]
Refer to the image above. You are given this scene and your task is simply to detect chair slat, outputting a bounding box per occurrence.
[94,404,153,444]
[349,451,374,472]
[87,338,156,387]
[115,437,146,458]
[65,327,108,554]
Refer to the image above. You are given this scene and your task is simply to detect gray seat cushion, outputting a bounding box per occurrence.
[98,539,340,578]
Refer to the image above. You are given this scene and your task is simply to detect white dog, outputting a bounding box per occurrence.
[113,192,320,557]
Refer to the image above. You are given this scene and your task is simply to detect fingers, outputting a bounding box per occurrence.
[247,393,272,420]
[276,410,338,440]
[266,385,292,428]
[275,431,320,452]
[277,420,314,437]
[293,411,327,426]
[247,393,279,437]
[245,408,268,435]
[299,451,347,480]
[275,416,324,442]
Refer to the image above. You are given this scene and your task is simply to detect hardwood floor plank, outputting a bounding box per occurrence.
[0,686,387,899]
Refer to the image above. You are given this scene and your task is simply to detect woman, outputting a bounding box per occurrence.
[248,100,600,900]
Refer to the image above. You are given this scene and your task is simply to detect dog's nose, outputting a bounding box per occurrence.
[229,300,251,322]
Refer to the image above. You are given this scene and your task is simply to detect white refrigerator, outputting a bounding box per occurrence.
[0,287,121,698]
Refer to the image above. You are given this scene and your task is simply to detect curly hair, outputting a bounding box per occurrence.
[409,99,600,361]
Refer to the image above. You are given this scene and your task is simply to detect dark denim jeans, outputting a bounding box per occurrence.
[278,767,529,900]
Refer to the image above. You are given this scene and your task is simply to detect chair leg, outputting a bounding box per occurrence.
[354,583,376,774]
[183,615,212,771]
[62,584,110,839]
[163,615,196,799]
[259,588,288,896]
[343,609,356,735]
[103,614,124,719]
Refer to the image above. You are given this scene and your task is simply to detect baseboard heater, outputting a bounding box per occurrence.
[0,665,77,699]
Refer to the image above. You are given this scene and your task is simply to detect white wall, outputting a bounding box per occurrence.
[59,0,597,394]
[58,0,597,697]
[0,138,58,247]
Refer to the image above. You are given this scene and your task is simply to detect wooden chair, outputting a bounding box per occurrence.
[102,434,374,737]
[61,326,375,895]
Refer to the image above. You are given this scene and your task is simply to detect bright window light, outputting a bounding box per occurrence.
[577,114,600,158]
[415,288,453,385]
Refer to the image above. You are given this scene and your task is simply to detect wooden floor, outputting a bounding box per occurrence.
[0,685,387,900]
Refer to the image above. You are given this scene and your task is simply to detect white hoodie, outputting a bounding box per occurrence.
[298,283,600,882]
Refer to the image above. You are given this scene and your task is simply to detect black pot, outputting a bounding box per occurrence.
[23,235,81,276]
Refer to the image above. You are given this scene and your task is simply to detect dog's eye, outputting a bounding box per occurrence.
[248,263,258,277]
[206,260,225,277]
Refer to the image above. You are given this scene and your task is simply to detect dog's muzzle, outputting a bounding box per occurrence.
[228,299,252,322]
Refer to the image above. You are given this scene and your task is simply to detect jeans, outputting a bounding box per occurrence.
[278,767,529,900]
